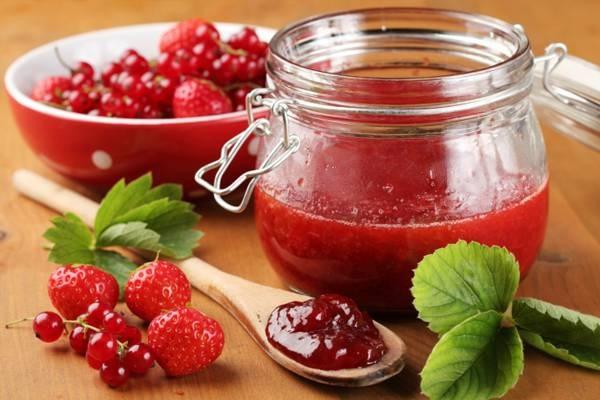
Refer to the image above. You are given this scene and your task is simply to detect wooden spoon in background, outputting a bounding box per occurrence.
[12,169,406,387]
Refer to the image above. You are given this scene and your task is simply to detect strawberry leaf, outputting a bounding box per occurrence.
[96,222,162,251]
[420,310,524,400]
[513,298,600,370]
[92,250,137,298]
[44,212,95,264]
[412,241,520,334]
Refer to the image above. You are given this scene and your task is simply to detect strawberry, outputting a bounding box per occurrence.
[48,265,119,319]
[125,260,192,322]
[172,78,232,117]
[159,18,220,54]
[148,307,224,376]
[31,76,72,104]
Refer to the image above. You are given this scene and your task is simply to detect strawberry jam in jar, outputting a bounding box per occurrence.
[196,9,599,312]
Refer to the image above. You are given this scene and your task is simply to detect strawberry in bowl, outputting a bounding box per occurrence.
[5,20,275,196]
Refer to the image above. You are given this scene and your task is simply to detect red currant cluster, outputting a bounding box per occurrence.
[30,19,268,118]
[7,261,225,389]
[30,302,153,388]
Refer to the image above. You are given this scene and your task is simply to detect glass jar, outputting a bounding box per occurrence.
[196,8,600,313]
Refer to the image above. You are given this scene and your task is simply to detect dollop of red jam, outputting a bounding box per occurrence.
[266,294,387,370]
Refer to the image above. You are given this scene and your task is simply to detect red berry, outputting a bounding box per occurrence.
[101,62,123,86]
[87,332,118,362]
[114,72,147,99]
[33,311,64,342]
[71,72,94,89]
[148,307,224,376]
[118,49,140,64]
[125,260,192,322]
[87,352,103,370]
[228,85,254,111]
[66,90,95,113]
[48,265,119,320]
[119,325,142,346]
[228,27,266,56]
[145,75,176,108]
[85,301,113,328]
[159,18,219,54]
[124,343,155,376]
[103,312,126,335]
[235,55,260,82]
[69,325,90,355]
[31,76,71,103]
[139,103,163,119]
[210,53,239,86]
[171,78,232,118]
[157,52,182,79]
[100,358,130,388]
[121,52,149,75]
[100,91,122,116]
[191,41,220,70]
[74,61,95,78]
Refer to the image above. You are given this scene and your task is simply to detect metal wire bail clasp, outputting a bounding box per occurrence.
[535,43,600,117]
[194,88,300,213]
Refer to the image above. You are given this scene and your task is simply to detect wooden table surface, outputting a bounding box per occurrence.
[1,0,599,399]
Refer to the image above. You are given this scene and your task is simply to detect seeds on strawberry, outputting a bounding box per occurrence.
[125,260,191,322]
[172,78,232,118]
[148,306,224,377]
[48,265,119,320]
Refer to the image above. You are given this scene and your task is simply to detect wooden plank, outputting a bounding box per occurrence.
[0,1,599,399]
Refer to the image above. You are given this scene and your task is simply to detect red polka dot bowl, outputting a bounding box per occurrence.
[5,22,275,197]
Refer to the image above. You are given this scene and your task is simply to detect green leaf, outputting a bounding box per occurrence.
[421,310,524,400]
[92,174,201,259]
[92,250,137,298]
[411,241,520,334]
[513,298,600,370]
[96,222,161,251]
[43,213,95,264]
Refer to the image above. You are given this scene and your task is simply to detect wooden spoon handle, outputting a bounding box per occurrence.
[11,169,238,299]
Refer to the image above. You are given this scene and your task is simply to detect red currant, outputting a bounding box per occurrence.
[87,332,118,362]
[86,352,103,370]
[157,52,182,79]
[74,61,94,78]
[147,75,176,107]
[229,85,254,111]
[195,22,220,43]
[114,72,147,99]
[123,343,155,376]
[118,325,142,346]
[235,55,260,81]
[119,49,140,64]
[192,41,220,70]
[71,72,93,89]
[211,53,239,86]
[228,27,266,55]
[101,62,123,86]
[66,90,95,113]
[86,301,113,328]
[100,358,130,388]
[121,52,149,75]
[102,312,126,335]
[32,311,64,342]
[69,325,90,355]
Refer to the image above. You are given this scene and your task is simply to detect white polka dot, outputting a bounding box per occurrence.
[91,150,113,170]
[247,137,260,156]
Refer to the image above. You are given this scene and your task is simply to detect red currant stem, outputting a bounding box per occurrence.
[63,319,101,333]
[5,317,35,329]
[218,41,247,57]
[53,47,74,74]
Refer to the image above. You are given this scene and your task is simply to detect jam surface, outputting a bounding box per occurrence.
[266,294,387,370]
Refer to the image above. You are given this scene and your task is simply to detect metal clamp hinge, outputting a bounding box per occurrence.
[194,88,300,213]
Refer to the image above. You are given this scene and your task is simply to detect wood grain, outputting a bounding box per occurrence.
[0,1,599,399]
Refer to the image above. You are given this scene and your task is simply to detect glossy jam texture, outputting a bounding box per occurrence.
[255,181,548,312]
[266,294,386,370]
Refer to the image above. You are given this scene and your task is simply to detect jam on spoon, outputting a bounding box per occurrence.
[266,294,387,370]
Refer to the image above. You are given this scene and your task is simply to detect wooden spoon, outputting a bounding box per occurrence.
[12,169,406,387]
